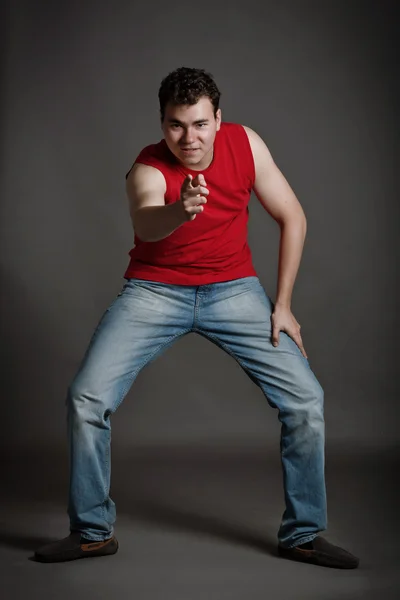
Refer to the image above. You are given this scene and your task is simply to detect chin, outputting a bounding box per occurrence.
[181,156,202,166]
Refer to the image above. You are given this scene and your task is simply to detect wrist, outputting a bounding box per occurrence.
[168,199,185,226]
[275,299,291,309]
[173,197,187,224]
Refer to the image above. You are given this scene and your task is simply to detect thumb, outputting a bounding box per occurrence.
[272,328,280,347]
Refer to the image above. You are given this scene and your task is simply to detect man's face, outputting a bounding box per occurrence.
[161,97,221,170]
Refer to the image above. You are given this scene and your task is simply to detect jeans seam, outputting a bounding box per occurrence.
[101,428,111,526]
[192,328,260,384]
[192,330,324,549]
[94,329,191,537]
[111,328,192,414]
[193,288,201,329]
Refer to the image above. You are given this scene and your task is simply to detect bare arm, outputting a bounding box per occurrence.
[243,125,308,357]
[126,163,186,242]
[243,125,307,309]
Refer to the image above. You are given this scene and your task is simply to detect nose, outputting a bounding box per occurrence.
[182,128,195,144]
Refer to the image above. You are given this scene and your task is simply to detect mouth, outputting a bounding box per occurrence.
[180,148,199,153]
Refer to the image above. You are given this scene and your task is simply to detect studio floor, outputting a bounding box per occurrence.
[1,445,398,600]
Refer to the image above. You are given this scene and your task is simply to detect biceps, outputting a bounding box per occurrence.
[126,165,166,218]
[254,164,305,223]
[129,190,165,221]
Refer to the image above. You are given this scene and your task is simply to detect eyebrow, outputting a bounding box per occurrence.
[167,118,209,125]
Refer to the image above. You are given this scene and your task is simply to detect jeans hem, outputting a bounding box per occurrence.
[282,533,318,549]
[70,529,114,542]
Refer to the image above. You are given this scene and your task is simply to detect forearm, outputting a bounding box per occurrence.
[133,202,186,242]
[275,216,307,308]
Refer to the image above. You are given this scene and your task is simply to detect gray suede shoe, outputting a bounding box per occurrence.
[278,536,359,569]
[34,532,118,563]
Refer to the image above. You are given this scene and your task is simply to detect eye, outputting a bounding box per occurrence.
[197,123,206,128]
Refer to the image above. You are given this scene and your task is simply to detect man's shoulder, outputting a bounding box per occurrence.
[219,122,256,154]
[125,138,171,181]
[136,138,169,161]
[220,121,244,132]
[130,139,176,176]
[219,121,251,142]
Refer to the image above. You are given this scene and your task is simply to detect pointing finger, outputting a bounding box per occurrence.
[193,173,207,188]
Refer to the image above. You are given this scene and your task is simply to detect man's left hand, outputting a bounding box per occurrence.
[271,304,308,359]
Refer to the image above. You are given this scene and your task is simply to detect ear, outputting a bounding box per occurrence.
[216,108,222,131]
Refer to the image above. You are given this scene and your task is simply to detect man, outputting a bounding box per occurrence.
[35,67,359,568]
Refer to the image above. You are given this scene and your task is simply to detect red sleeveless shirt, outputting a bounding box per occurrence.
[124,122,258,285]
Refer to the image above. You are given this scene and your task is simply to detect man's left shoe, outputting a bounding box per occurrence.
[278,536,359,569]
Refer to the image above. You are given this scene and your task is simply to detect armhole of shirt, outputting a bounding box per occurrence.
[125,157,167,182]
[238,124,256,188]
[126,159,168,200]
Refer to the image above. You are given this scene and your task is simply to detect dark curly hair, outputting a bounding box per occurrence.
[158,67,221,122]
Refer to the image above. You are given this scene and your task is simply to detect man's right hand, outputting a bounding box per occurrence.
[179,173,209,221]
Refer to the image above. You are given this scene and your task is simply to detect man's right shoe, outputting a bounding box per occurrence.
[34,532,119,563]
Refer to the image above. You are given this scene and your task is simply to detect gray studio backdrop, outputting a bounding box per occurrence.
[1,1,397,456]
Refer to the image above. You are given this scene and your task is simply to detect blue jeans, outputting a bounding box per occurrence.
[66,276,327,548]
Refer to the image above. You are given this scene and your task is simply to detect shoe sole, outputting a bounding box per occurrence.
[34,537,119,563]
[278,545,359,569]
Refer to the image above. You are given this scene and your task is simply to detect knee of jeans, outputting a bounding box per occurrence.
[289,380,324,425]
[66,380,112,423]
